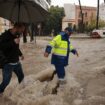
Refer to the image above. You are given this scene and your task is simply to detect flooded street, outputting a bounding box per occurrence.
[0,37,105,105]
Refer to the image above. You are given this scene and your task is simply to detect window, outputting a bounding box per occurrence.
[103,32,105,35]
[68,23,72,27]
[85,12,87,17]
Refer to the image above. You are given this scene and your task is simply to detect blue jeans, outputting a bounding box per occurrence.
[0,62,24,93]
[54,65,65,79]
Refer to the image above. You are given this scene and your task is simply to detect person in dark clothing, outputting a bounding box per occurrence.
[23,27,28,43]
[0,23,25,94]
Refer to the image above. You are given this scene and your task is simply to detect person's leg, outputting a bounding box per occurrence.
[52,65,66,94]
[54,65,67,86]
[13,63,24,83]
[54,65,65,79]
[23,34,27,43]
[0,64,12,93]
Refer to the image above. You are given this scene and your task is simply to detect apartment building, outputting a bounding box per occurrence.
[62,4,97,30]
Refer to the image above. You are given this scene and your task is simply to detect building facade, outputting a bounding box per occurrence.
[62,4,97,31]
[99,3,105,21]
[0,17,10,34]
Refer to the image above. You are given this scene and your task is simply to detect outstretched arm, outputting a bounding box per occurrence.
[70,44,79,57]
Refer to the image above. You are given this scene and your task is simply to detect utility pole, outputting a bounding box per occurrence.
[96,0,100,29]
[78,0,84,32]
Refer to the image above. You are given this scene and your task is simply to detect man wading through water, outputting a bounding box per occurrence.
[44,27,79,90]
[0,23,25,94]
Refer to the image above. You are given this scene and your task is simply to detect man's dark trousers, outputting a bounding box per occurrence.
[0,62,24,93]
[54,65,65,79]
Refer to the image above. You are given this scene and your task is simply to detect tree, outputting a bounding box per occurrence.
[43,6,65,35]
[85,19,105,32]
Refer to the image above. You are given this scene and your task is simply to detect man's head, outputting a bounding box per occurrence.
[12,23,25,35]
[64,27,73,36]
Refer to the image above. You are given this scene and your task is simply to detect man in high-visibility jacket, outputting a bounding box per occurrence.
[44,27,79,85]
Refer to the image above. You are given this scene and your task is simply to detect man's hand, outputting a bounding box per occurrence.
[44,52,49,57]
[20,55,24,60]
[14,38,20,44]
[76,51,79,57]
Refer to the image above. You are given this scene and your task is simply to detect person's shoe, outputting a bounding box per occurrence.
[51,79,67,94]
[58,79,67,85]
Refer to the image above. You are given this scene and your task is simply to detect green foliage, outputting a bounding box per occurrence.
[99,20,105,28]
[85,19,105,32]
[44,6,65,35]
[86,19,96,32]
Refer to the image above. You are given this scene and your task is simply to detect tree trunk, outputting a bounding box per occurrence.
[78,0,84,33]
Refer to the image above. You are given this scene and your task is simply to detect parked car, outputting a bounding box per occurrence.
[91,29,105,38]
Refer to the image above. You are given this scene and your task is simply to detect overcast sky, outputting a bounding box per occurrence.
[51,0,104,7]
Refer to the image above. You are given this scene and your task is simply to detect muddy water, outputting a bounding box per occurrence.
[0,70,81,105]
[0,38,105,105]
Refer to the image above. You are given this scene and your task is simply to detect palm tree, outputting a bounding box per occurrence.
[78,0,84,32]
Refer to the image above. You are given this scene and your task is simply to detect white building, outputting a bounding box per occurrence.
[99,3,105,21]
[62,4,76,31]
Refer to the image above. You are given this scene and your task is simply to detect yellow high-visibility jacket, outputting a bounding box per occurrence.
[45,32,76,66]
[50,34,74,56]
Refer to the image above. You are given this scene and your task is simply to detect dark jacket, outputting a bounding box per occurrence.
[0,30,23,64]
[45,32,77,66]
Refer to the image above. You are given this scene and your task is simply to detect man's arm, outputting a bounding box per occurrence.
[44,35,61,57]
[19,49,24,60]
[17,43,24,60]
[0,33,15,49]
[18,48,23,56]
[44,45,52,57]
[70,44,79,57]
